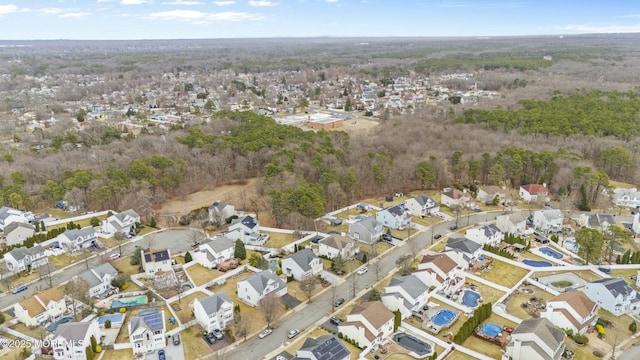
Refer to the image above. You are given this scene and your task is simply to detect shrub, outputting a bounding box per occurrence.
[276,268,282,275]
[121,283,129,290]
[596,324,606,335]
[99,311,105,317]
[105,320,111,329]
[572,334,589,344]
[95,345,102,353]
[630,320,637,334]
[338,332,343,339]
[119,307,127,313]
[184,251,193,263]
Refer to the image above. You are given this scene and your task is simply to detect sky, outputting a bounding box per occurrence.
[1,1,640,40]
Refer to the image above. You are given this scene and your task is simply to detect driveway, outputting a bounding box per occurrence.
[144,344,184,360]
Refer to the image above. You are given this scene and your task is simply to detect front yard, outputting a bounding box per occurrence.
[288,279,326,303]
[181,325,215,360]
[477,259,530,288]
[111,257,142,277]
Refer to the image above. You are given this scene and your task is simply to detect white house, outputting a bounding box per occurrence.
[226,215,268,245]
[613,187,640,208]
[208,200,236,225]
[193,236,235,269]
[281,248,323,281]
[505,317,566,360]
[4,222,35,246]
[465,224,503,246]
[404,195,439,217]
[585,277,640,316]
[295,335,349,360]
[445,236,481,262]
[540,291,598,335]
[577,213,616,232]
[141,248,173,279]
[414,251,465,295]
[533,209,563,233]
[237,270,287,307]
[519,183,550,203]
[349,216,383,244]
[14,287,66,327]
[56,227,97,251]
[476,185,506,205]
[102,209,140,236]
[337,301,394,349]
[129,309,166,355]
[78,262,118,298]
[4,245,48,272]
[440,188,471,209]
[318,234,360,260]
[0,206,29,232]
[193,293,234,333]
[376,204,410,230]
[381,275,429,319]
[495,212,528,235]
[52,320,102,360]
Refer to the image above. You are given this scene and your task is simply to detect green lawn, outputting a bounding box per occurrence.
[47,215,108,231]
[185,263,222,287]
[477,259,530,288]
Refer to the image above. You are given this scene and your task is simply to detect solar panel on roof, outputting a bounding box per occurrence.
[143,313,163,330]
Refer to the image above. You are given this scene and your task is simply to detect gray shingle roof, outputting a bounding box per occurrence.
[446,236,481,254]
[512,317,564,353]
[53,321,92,342]
[208,201,228,211]
[114,209,139,222]
[413,195,438,208]
[130,309,163,333]
[286,248,318,272]
[78,262,117,288]
[245,270,285,294]
[63,227,95,240]
[198,293,231,316]
[591,277,635,298]
[4,222,34,234]
[387,274,428,299]
[202,235,234,253]
[587,213,616,228]
[7,245,45,261]
[298,335,349,360]
[355,216,381,233]
[385,204,406,216]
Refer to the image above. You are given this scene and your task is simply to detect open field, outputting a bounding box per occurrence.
[112,256,142,276]
[477,259,530,288]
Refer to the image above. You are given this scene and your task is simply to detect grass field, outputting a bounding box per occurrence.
[534,269,602,282]
[477,259,530,288]
[181,325,214,360]
[111,256,142,276]
[9,322,47,340]
[263,231,296,249]
[185,264,222,287]
[609,268,640,289]
[446,351,478,360]
[466,281,506,305]
[171,291,209,324]
[99,349,133,360]
[288,279,325,303]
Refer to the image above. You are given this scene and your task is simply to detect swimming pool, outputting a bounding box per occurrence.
[481,323,503,337]
[111,295,148,308]
[540,247,563,259]
[393,333,432,356]
[431,309,456,327]
[523,259,553,267]
[564,240,579,252]
[98,313,124,325]
[462,290,481,308]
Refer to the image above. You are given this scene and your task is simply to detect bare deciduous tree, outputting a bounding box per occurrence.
[65,277,90,321]
[257,293,283,328]
[299,276,318,303]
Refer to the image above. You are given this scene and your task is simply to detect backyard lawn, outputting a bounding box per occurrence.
[206,271,266,332]
[534,269,602,282]
[185,264,223,287]
[333,208,376,220]
[445,351,478,360]
[609,268,640,289]
[99,349,133,360]
[10,322,47,340]
[170,291,210,324]
[477,259,530,288]
[461,313,518,359]
[466,281,506,305]
[502,287,555,320]
[517,250,558,263]
[263,231,296,248]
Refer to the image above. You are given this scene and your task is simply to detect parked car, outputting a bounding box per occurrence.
[11,285,27,294]
[310,236,323,244]
[109,253,121,260]
[330,316,342,325]
[287,329,300,339]
[158,349,166,360]
[334,298,345,307]
[212,329,224,340]
[259,329,273,339]
[172,334,180,345]
[204,332,216,344]
[449,225,458,231]
[382,233,393,242]
[357,266,368,275]
[433,234,442,239]
[124,232,133,239]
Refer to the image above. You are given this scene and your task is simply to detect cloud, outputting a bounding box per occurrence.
[325,0,339,3]
[0,4,19,15]
[39,7,64,15]
[121,0,154,5]
[60,12,92,18]
[162,0,204,4]
[248,0,277,7]
[556,23,640,34]
[147,9,264,23]
[213,0,235,5]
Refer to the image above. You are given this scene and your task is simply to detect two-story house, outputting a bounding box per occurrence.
[381,274,429,319]
[226,215,268,245]
[141,248,173,279]
[414,251,465,295]
[193,236,235,269]
[585,277,640,316]
[56,227,97,251]
[237,270,288,307]
[4,245,48,272]
[318,234,360,260]
[0,206,29,232]
[338,301,394,349]
[577,213,616,232]
[349,216,383,245]
[613,187,640,209]
[208,201,236,225]
[281,248,322,281]
[14,287,66,327]
[78,262,118,298]
[376,204,410,230]
[404,195,440,217]
[476,185,506,205]
[465,224,503,246]
[519,183,550,203]
[4,222,35,246]
[102,209,140,236]
[440,188,472,209]
[193,293,234,333]
[129,309,166,354]
[52,320,102,360]
[540,291,598,335]
[445,236,481,263]
[533,209,564,233]
[495,212,528,236]
[505,317,566,360]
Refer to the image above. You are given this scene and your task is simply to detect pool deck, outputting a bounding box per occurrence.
[422,307,459,334]
[473,325,510,349]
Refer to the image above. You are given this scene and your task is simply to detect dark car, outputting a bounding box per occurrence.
[158,349,166,360]
[382,233,393,242]
[334,298,345,307]
[172,334,180,345]
[449,225,458,231]
[204,332,216,344]
[330,316,342,325]
[310,236,323,244]
[433,234,442,239]
[212,329,224,340]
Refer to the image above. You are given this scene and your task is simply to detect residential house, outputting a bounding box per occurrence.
[519,183,550,203]
[14,287,66,327]
[376,204,410,230]
[102,209,140,236]
[141,248,173,279]
[613,187,640,208]
[4,222,35,246]
[349,216,384,245]
[540,291,598,335]
[533,209,563,233]
[318,235,360,260]
[585,277,640,316]
[495,212,528,235]
[577,213,616,232]
[476,185,506,205]
[226,215,268,245]
[4,245,48,272]
[445,236,482,262]
[414,251,465,295]
[295,335,350,360]
[440,188,471,209]
[505,317,566,360]
[381,274,429,319]
[237,270,287,307]
[78,262,118,298]
[404,195,440,217]
[52,320,102,360]
[465,224,503,246]
[208,201,236,225]
[129,309,166,354]
[56,227,97,251]
[0,206,29,232]
[193,236,235,269]
[282,248,323,281]
[337,301,394,349]
[193,293,234,333]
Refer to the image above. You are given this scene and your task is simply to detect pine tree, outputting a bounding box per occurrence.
[150,217,157,228]
[184,251,192,263]
[234,240,246,260]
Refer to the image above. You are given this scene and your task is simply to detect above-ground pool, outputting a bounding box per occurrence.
[431,309,456,327]
[481,323,503,337]
[393,333,432,356]
[98,313,124,325]
[111,295,148,308]
[523,259,553,267]
[462,290,481,308]
[540,247,563,259]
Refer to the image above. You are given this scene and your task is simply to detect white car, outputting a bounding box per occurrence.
[357,266,368,275]
[109,253,121,260]
[287,329,300,339]
[258,329,272,339]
